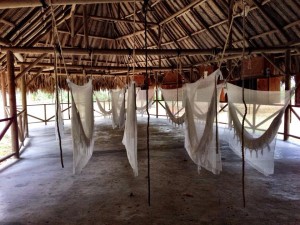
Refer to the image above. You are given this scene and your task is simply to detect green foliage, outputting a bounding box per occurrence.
[28,90,54,104]
[94,90,110,101]
[0,134,12,157]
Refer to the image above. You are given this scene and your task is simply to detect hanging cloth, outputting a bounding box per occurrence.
[122,82,138,176]
[184,69,223,174]
[95,95,113,116]
[226,83,294,175]
[111,89,126,129]
[67,79,94,174]
[160,86,186,125]
[136,87,154,115]
[55,87,64,139]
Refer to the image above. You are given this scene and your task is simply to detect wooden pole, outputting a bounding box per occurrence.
[1,70,8,118]
[1,46,296,56]
[284,50,291,141]
[7,50,19,158]
[227,0,234,79]
[0,0,141,9]
[15,53,48,80]
[83,5,89,49]
[21,65,28,137]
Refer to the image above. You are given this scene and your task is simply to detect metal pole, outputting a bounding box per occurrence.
[7,50,19,158]
[44,104,47,125]
[21,65,29,137]
[284,50,291,141]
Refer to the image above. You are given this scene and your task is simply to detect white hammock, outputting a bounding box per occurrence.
[160,87,185,125]
[184,69,223,174]
[67,79,94,174]
[55,88,64,139]
[136,88,154,115]
[226,83,294,175]
[122,82,138,176]
[95,96,112,116]
[111,89,126,129]
[164,101,185,125]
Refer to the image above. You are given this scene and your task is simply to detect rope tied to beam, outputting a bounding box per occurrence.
[241,0,248,208]
[143,0,151,207]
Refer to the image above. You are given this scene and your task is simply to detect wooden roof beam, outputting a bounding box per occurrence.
[0,0,143,9]
[117,0,208,40]
[1,46,297,56]
[15,53,48,80]
[251,0,290,42]
[16,62,193,73]
[75,14,157,26]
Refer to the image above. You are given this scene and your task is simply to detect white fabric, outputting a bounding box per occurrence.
[55,89,64,139]
[111,89,126,129]
[136,88,154,114]
[226,83,293,175]
[67,79,94,174]
[160,87,185,125]
[184,69,222,174]
[161,87,184,101]
[164,102,185,125]
[122,82,138,176]
[95,96,112,116]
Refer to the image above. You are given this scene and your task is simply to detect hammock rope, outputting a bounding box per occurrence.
[241,0,247,208]
[50,6,64,168]
[143,0,151,206]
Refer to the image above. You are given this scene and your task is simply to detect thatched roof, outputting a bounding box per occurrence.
[0,0,299,92]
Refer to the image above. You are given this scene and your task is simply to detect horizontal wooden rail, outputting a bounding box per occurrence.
[290,107,300,122]
[0,117,13,123]
[0,117,13,141]
[0,153,16,163]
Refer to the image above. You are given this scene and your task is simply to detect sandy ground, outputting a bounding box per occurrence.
[0,117,300,225]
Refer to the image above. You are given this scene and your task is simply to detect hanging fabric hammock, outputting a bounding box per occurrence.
[67,79,94,174]
[122,82,138,176]
[111,89,126,129]
[160,86,185,125]
[225,83,294,175]
[55,87,64,140]
[136,87,154,115]
[184,69,223,174]
[95,95,113,116]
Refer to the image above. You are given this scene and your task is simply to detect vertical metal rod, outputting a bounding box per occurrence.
[7,50,19,158]
[240,2,247,208]
[284,50,291,141]
[143,0,151,206]
[44,104,47,125]
[21,65,29,137]
[155,72,158,118]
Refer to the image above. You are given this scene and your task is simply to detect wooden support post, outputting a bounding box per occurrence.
[83,5,89,49]
[71,4,76,64]
[156,25,162,118]
[284,50,291,141]
[1,70,8,118]
[7,50,19,158]
[21,65,28,137]
[227,0,234,78]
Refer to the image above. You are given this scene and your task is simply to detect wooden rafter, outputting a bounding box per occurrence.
[15,53,48,80]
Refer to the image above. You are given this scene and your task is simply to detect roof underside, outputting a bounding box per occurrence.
[0,0,299,90]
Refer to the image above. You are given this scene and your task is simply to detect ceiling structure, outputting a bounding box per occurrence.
[0,0,299,86]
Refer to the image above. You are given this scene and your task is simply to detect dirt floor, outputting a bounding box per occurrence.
[0,117,300,225]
